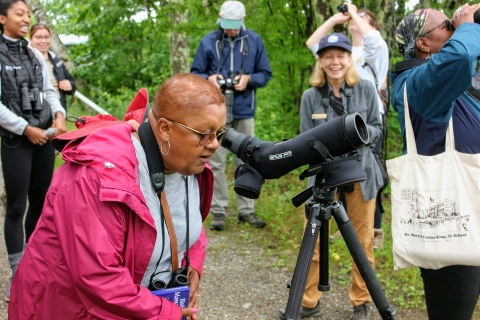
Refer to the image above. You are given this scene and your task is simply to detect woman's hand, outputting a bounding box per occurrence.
[58,80,72,92]
[187,267,200,308]
[181,307,198,320]
[453,3,480,28]
[52,112,67,137]
[23,125,49,145]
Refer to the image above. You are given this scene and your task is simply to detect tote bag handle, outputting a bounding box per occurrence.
[403,84,455,154]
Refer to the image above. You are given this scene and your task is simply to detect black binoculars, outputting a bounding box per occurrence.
[148,267,190,291]
[21,82,42,112]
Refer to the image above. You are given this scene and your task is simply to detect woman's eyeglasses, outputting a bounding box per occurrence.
[419,20,454,38]
[166,118,227,146]
[33,35,51,40]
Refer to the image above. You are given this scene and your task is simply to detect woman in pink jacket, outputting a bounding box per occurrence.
[8,73,227,320]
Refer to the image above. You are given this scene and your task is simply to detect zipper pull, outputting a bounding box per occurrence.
[311,223,316,235]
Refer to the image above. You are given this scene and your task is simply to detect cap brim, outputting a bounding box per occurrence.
[220,18,242,30]
[317,44,352,55]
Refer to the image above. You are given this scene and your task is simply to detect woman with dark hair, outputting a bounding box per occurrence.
[0,0,66,301]
[9,73,225,320]
[280,33,383,320]
[391,5,480,320]
[29,23,76,112]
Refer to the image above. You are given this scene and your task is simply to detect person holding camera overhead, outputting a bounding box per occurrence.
[306,2,389,250]
[0,0,66,302]
[9,73,225,319]
[391,6,480,319]
[191,0,272,231]
[29,23,76,113]
[279,33,383,320]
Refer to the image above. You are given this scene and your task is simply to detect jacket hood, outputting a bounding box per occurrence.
[60,123,153,220]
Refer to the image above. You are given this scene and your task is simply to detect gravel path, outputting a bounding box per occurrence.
[198,224,426,320]
[0,162,428,319]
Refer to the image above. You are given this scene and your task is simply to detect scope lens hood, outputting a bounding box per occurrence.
[342,113,369,149]
[221,128,250,155]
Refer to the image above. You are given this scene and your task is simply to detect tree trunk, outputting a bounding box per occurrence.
[25,0,74,71]
[169,0,190,75]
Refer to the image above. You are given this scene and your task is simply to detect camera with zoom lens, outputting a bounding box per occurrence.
[217,71,238,124]
[20,82,42,112]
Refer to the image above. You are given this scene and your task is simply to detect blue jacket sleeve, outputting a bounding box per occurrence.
[406,23,480,121]
[249,36,272,89]
[190,39,212,79]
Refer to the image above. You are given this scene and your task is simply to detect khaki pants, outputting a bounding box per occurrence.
[209,118,255,216]
[302,182,375,308]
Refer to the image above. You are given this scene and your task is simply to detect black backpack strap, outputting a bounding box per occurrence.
[138,121,165,192]
[466,86,480,102]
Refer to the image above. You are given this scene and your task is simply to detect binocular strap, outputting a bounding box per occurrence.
[160,191,179,273]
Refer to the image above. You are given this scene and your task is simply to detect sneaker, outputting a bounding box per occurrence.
[351,302,372,320]
[238,212,266,228]
[209,213,225,231]
[278,300,322,319]
[373,228,384,250]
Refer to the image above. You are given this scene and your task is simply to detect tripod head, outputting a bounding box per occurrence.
[291,152,366,208]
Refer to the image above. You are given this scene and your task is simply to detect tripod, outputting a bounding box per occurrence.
[282,172,396,320]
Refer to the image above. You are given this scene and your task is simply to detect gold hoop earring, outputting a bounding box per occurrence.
[160,140,170,156]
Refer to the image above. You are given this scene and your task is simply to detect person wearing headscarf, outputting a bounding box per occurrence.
[391,5,480,320]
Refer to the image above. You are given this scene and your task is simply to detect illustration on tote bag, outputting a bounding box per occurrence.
[398,187,470,237]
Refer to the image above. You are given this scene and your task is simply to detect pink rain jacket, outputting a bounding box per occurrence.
[8,123,213,320]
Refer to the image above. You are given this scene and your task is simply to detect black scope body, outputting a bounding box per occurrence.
[221,113,368,180]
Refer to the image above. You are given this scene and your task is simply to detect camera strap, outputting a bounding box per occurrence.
[138,121,190,277]
[216,30,249,79]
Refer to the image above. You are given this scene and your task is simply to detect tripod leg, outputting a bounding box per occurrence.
[332,201,396,320]
[318,212,330,291]
[283,204,322,320]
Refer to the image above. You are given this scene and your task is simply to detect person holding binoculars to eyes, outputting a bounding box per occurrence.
[191,0,272,231]
[0,0,66,302]
[391,5,480,320]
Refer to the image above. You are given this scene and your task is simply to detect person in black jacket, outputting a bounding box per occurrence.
[29,23,75,112]
[0,0,66,302]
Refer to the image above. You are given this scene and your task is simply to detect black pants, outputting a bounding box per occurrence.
[1,135,55,254]
[420,265,480,320]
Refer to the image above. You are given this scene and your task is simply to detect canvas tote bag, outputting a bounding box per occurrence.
[386,85,480,269]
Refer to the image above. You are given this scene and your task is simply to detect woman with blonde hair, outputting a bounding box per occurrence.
[282,33,383,319]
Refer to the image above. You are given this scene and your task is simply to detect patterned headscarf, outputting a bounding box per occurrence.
[395,9,431,60]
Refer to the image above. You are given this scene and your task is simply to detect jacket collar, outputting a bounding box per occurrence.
[395,59,429,74]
